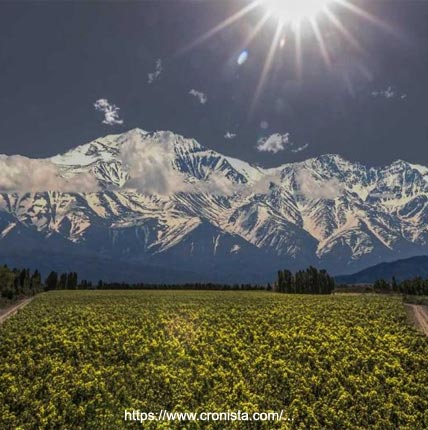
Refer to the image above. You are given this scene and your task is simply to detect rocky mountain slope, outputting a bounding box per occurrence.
[1,128,428,283]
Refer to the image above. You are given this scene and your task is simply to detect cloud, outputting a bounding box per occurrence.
[119,131,192,195]
[147,59,163,84]
[94,99,124,126]
[224,132,237,140]
[0,155,99,193]
[0,149,296,199]
[195,172,238,196]
[371,86,407,100]
[256,133,290,154]
[249,173,282,195]
[196,172,281,197]
[291,143,309,153]
[118,131,249,196]
[295,169,344,200]
[189,89,208,105]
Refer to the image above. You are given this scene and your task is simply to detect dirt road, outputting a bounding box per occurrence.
[0,298,33,325]
[406,304,428,336]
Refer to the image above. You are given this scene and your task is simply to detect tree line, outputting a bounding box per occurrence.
[275,266,335,294]
[95,281,266,291]
[0,266,42,300]
[374,276,428,296]
[0,264,267,300]
[0,266,84,300]
[1,264,338,300]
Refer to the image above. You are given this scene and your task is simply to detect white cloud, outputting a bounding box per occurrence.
[224,132,237,140]
[94,99,123,126]
[295,169,344,200]
[0,155,99,193]
[384,87,395,99]
[291,143,309,153]
[371,86,407,100]
[256,133,290,154]
[118,131,249,196]
[195,172,238,196]
[249,173,282,195]
[189,89,208,105]
[196,172,281,197]
[119,131,192,195]
[147,59,163,84]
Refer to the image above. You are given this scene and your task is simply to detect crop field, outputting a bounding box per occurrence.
[1,291,428,430]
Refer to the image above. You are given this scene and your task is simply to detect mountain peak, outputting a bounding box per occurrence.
[2,128,428,281]
[317,154,345,162]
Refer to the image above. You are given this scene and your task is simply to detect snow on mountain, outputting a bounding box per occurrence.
[1,127,428,282]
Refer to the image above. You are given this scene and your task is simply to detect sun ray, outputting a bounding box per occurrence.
[337,0,396,35]
[357,63,374,82]
[242,11,271,48]
[175,1,259,57]
[323,7,364,53]
[310,18,332,69]
[294,21,303,80]
[249,21,284,117]
[174,0,387,118]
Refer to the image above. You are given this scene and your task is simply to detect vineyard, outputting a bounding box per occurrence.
[1,291,428,429]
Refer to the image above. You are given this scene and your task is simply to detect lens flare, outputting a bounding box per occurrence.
[237,50,249,65]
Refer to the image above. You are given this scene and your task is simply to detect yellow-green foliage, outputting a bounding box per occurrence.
[1,291,428,429]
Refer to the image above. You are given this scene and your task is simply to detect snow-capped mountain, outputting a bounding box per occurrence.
[1,128,428,283]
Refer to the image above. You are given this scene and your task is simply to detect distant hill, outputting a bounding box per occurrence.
[336,256,428,284]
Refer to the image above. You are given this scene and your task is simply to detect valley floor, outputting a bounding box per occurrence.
[1,291,428,429]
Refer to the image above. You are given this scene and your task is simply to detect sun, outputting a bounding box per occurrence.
[176,0,386,116]
[261,0,335,25]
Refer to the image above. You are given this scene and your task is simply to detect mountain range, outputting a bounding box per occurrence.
[1,128,428,283]
[336,256,428,284]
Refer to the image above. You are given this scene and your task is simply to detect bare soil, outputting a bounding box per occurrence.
[406,304,428,336]
[0,298,33,324]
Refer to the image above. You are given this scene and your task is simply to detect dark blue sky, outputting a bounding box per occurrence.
[0,0,427,167]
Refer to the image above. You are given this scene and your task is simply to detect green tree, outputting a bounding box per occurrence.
[45,271,58,291]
